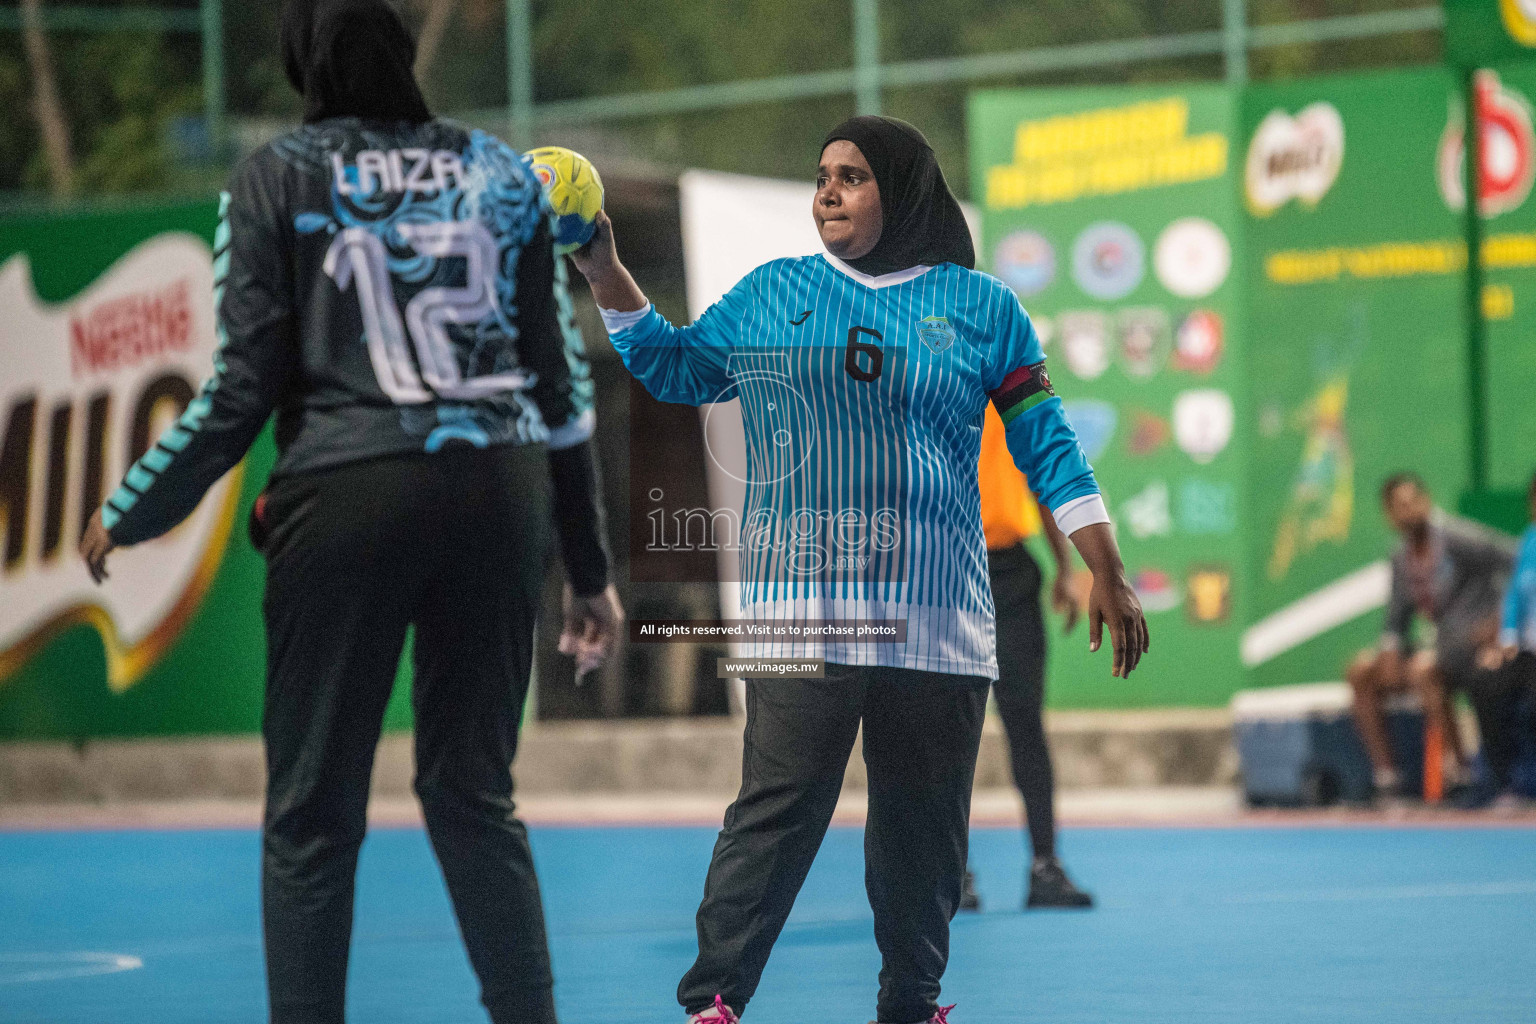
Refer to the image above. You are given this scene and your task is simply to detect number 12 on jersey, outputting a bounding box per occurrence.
[324,220,528,403]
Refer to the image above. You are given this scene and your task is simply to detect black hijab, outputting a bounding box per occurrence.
[281,0,431,125]
[821,115,974,277]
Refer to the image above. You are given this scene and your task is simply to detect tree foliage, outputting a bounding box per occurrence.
[0,0,1443,201]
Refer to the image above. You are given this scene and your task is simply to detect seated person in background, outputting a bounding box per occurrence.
[1476,469,1536,806]
[1346,472,1514,799]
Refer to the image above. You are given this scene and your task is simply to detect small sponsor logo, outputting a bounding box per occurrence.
[1126,408,1172,457]
[1154,217,1231,298]
[1132,568,1184,614]
[789,310,813,326]
[915,315,957,353]
[1245,102,1345,216]
[1071,221,1144,300]
[1061,399,1117,461]
[1186,565,1232,624]
[1059,311,1110,380]
[1121,480,1173,540]
[993,230,1056,297]
[1173,310,1224,375]
[1501,0,1536,46]
[1178,479,1237,535]
[1118,307,1171,379]
[1173,389,1235,464]
[1438,71,1535,217]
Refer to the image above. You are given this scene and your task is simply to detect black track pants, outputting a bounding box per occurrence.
[987,542,1058,861]
[258,444,556,1024]
[677,665,989,1023]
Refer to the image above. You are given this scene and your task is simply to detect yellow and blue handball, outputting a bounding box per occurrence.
[525,145,604,254]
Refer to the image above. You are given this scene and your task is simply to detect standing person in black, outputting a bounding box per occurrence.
[78,3,621,1022]
[958,405,1092,913]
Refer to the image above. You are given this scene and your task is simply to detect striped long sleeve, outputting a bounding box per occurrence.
[103,163,296,545]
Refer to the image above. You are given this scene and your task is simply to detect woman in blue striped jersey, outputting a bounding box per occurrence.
[572,115,1148,1024]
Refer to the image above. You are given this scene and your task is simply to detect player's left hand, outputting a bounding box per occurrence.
[80,508,116,584]
[1051,570,1082,634]
[559,583,624,684]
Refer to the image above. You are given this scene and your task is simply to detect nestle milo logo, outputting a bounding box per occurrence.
[0,233,238,692]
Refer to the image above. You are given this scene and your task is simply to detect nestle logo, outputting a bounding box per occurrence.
[70,279,193,377]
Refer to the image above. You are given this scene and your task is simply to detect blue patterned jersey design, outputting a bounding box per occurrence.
[611,255,1098,677]
[102,117,592,546]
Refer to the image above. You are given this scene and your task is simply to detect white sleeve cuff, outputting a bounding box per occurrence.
[600,301,652,335]
[1052,493,1110,536]
[1499,627,1520,648]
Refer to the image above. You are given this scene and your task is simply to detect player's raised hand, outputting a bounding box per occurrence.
[79,508,116,584]
[569,210,617,279]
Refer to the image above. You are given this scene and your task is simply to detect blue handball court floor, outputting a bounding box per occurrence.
[3,822,1535,1023]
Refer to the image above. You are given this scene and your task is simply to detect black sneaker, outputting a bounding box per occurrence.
[958,869,982,912]
[1026,859,1093,909]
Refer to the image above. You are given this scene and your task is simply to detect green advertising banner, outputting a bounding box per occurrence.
[0,202,412,738]
[1473,61,1536,493]
[969,84,1250,707]
[1240,68,1473,689]
[1444,0,1536,67]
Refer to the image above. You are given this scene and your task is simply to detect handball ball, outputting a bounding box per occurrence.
[525,145,604,255]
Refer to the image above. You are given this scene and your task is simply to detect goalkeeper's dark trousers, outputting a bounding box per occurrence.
[257,444,555,1024]
[678,665,989,1024]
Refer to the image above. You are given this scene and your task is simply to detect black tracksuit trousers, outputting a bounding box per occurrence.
[987,542,1059,860]
[257,444,556,1024]
[677,664,990,1024]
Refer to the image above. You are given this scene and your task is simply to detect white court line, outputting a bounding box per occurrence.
[1240,561,1391,667]
[0,952,144,985]
[1223,880,1536,905]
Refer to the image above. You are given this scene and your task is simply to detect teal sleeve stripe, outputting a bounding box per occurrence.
[107,190,235,541]
[125,464,155,492]
[106,485,138,513]
[160,425,193,452]
[141,446,174,473]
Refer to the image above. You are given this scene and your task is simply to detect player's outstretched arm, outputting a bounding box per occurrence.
[80,166,295,583]
[569,210,646,312]
[569,210,742,406]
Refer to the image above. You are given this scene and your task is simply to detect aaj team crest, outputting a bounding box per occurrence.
[915,315,956,353]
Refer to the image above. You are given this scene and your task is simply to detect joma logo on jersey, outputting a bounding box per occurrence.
[331,148,465,197]
[915,315,956,353]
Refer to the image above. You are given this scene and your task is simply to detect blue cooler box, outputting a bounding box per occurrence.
[1230,683,1425,806]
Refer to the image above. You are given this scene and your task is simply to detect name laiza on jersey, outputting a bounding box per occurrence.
[330,148,465,197]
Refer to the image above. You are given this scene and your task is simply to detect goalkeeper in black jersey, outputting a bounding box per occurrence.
[78,3,619,1021]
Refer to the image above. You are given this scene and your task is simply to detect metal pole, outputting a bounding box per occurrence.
[1462,69,1489,491]
[854,0,880,115]
[507,0,533,150]
[1224,0,1248,84]
[200,0,225,157]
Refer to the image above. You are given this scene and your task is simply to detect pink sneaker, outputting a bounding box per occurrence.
[688,994,739,1024]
